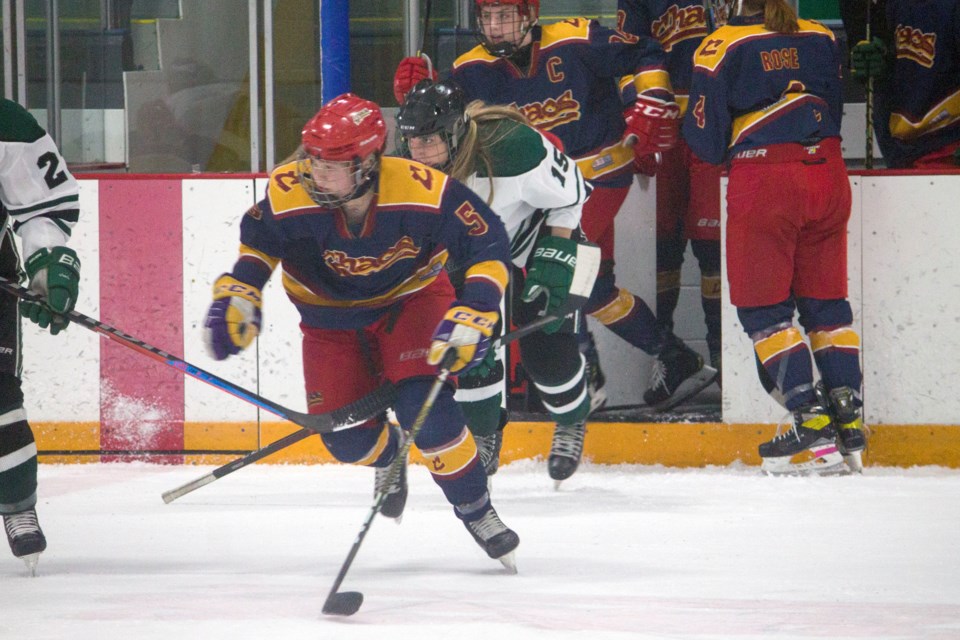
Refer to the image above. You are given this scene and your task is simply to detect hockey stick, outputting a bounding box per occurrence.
[0,278,382,435]
[322,349,457,617]
[864,0,875,169]
[161,302,578,504]
[160,382,397,503]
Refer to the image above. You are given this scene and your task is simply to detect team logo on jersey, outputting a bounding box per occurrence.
[245,203,263,220]
[895,24,936,68]
[651,5,708,52]
[513,90,581,131]
[323,236,421,277]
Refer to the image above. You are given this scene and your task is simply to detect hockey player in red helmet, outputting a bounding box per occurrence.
[203,93,520,570]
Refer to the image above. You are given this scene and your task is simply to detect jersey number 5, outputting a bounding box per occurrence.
[454,202,489,237]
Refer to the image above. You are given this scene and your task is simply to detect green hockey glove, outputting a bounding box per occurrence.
[521,236,581,334]
[21,246,81,335]
[850,38,887,83]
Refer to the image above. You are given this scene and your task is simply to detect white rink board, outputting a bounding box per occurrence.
[20,180,102,422]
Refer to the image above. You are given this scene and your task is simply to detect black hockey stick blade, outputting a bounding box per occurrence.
[0,278,387,435]
[322,591,364,616]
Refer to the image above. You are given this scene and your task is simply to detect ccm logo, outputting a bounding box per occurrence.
[399,348,430,361]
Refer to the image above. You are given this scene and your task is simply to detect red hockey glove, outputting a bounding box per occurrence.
[623,97,680,156]
[632,152,662,176]
[393,56,438,105]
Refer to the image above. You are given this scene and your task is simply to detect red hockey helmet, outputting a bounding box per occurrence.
[299,93,386,207]
[474,0,540,57]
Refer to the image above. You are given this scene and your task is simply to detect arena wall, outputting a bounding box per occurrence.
[21,172,960,467]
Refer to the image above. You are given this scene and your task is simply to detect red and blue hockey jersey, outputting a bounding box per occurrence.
[451,18,672,186]
[884,0,960,161]
[682,15,844,165]
[230,156,511,330]
[618,0,712,115]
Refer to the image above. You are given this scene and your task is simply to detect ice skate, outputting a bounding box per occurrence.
[643,336,718,411]
[462,503,519,574]
[548,420,586,488]
[759,403,845,476]
[582,332,608,412]
[828,386,866,474]
[4,508,46,576]
[475,430,503,477]
[374,454,408,522]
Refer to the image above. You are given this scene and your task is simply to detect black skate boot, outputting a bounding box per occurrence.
[548,421,586,488]
[460,501,519,573]
[759,401,845,475]
[828,386,866,474]
[643,335,719,411]
[4,508,46,575]
[374,440,408,522]
[475,430,503,477]
[582,331,608,412]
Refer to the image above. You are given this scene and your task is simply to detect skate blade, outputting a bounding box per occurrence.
[21,553,41,577]
[588,387,608,414]
[762,447,847,476]
[651,365,719,412]
[498,551,518,574]
[553,479,562,491]
[842,450,864,474]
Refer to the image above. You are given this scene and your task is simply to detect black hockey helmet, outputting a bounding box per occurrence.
[395,80,467,171]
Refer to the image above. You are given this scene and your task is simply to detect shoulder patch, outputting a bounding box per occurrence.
[267,160,319,214]
[540,18,592,51]
[797,19,837,41]
[0,99,45,143]
[377,156,447,210]
[693,24,767,73]
[453,44,499,70]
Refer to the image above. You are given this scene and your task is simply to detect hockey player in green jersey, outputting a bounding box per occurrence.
[0,99,81,574]
[395,80,601,490]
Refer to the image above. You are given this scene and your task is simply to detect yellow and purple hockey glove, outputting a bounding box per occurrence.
[203,274,263,360]
[428,305,499,373]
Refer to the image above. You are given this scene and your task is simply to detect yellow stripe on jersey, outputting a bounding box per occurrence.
[540,18,592,51]
[633,68,672,97]
[889,87,960,142]
[809,327,860,353]
[356,423,392,467]
[729,92,815,148]
[575,139,634,181]
[377,156,447,209]
[693,20,836,74]
[754,327,805,365]
[419,426,478,477]
[591,287,636,325]
[281,250,448,309]
[267,160,319,216]
[238,243,280,272]
[465,259,510,296]
[453,44,499,70]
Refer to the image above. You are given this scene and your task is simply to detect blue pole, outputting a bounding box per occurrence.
[320,0,351,103]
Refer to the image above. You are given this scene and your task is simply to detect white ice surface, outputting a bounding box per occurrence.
[2,462,959,640]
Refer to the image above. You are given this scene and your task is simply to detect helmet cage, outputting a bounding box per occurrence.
[297,151,380,209]
[474,1,539,58]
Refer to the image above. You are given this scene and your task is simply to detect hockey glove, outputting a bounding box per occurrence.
[633,152,662,177]
[850,38,887,83]
[521,236,581,334]
[204,274,263,361]
[428,305,499,373]
[393,56,438,105]
[458,345,499,381]
[623,97,680,156]
[21,246,81,335]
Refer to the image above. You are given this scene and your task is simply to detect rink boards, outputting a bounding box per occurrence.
[19,173,960,467]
